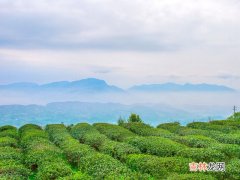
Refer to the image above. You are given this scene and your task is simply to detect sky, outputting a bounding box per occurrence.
[0,0,240,89]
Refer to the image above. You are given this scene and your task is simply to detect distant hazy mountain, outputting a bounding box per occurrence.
[0,82,39,90]
[0,78,123,93]
[0,79,235,94]
[129,83,235,92]
[0,101,227,127]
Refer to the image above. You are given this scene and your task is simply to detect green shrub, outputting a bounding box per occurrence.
[187,122,238,133]
[46,124,94,167]
[105,171,153,180]
[172,127,240,145]
[69,123,142,162]
[227,112,240,121]
[171,135,218,148]
[19,124,73,179]
[126,136,186,157]
[59,171,93,180]
[126,154,191,178]
[46,124,148,179]
[79,152,132,179]
[208,158,240,179]
[211,133,240,145]
[224,158,240,179]
[210,143,240,159]
[18,124,42,135]
[93,123,137,141]
[20,129,49,149]
[176,148,225,162]
[122,122,173,138]
[0,147,23,162]
[157,122,181,132]
[0,126,29,179]
[83,132,107,149]
[61,139,93,167]
[0,125,17,132]
[187,122,207,128]
[166,173,216,180]
[0,159,30,179]
[20,129,48,141]
[127,113,143,123]
[35,161,72,180]
[0,129,18,139]
[210,119,240,127]
[70,123,107,149]
[0,137,18,147]
[70,123,98,141]
[24,146,63,168]
[0,174,24,180]
[172,126,206,136]
[99,140,141,160]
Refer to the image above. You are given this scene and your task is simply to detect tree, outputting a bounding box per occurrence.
[128,113,143,123]
[228,112,240,121]
[117,116,126,126]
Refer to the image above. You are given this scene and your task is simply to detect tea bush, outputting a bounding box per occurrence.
[1,118,240,180]
[171,135,218,148]
[35,161,73,180]
[0,136,18,147]
[19,124,73,179]
[176,148,225,162]
[0,125,17,132]
[0,125,29,179]
[166,173,216,180]
[0,128,18,139]
[59,171,93,180]
[70,123,107,149]
[169,126,206,136]
[0,159,30,179]
[99,140,141,160]
[224,158,240,179]
[187,122,239,133]
[126,136,186,157]
[19,124,42,135]
[126,154,191,178]
[210,119,240,128]
[93,123,137,141]
[211,133,240,145]
[46,124,151,179]
[157,122,181,132]
[0,147,23,161]
[70,123,140,160]
[122,122,174,138]
[210,143,240,159]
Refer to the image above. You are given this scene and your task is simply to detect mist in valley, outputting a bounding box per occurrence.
[0,88,238,126]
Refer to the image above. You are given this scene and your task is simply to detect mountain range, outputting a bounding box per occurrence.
[0,78,235,93]
[129,82,235,92]
[0,101,228,127]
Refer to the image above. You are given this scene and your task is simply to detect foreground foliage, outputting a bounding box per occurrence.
[0,118,239,179]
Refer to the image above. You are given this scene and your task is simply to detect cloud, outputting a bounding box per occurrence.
[88,65,121,74]
[0,0,240,90]
[215,73,240,80]
[0,0,240,51]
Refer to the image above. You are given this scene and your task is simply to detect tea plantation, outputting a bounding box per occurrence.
[0,117,240,179]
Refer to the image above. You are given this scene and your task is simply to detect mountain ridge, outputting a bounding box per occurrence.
[0,78,235,93]
[0,101,228,127]
[129,82,235,92]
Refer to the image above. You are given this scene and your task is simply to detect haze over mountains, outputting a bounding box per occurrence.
[0,78,123,93]
[0,78,237,126]
[0,78,235,93]
[0,101,229,127]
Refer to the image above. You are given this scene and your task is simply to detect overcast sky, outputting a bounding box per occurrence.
[0,0,240,89]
